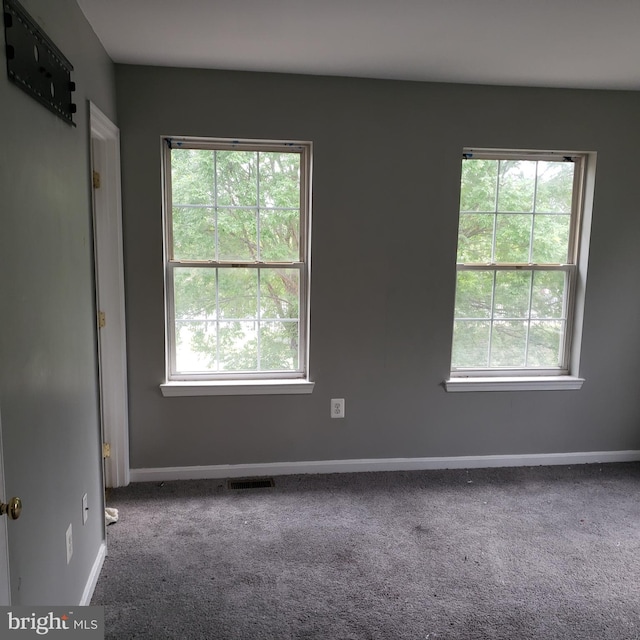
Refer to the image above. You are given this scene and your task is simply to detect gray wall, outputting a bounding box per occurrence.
[115,65,640,470]
[0,1,116,603]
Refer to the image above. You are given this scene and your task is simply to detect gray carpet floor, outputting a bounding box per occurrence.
[92,463,640,639]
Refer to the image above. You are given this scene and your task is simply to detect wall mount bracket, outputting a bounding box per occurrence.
[3,0,76,125]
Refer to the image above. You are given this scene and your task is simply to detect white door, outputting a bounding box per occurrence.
[0,407,12,604]
[90,103,130,489]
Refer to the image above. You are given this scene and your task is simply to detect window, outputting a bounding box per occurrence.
[448,149,592,390]
[162,137,312,389]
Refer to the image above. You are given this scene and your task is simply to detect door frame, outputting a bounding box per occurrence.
[90,102,130,488]
[0,407,10,605]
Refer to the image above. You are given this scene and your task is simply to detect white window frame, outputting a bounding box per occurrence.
[160,136,314,397]
[445,148,596,392]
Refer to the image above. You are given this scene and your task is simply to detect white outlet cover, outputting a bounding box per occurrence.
[82,493,88,525]
[331,398,345,418]
[66,523,73,564]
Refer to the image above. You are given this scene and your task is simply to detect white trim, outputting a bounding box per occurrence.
[464,148,587,162]
[160,379,315,397]
[90,103,130,488]
[444,376,585,392]
[130,449,640,482]
[79,541,106,606]
[569,153,596,376]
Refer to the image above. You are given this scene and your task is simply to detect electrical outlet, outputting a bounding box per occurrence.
[331,398,345,418]
[66,523,73,564]
[82,493,88,525]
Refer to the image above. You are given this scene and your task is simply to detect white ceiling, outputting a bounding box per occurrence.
[76,0,640,90]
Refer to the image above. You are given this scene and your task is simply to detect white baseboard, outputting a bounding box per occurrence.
[80,541,106,606]
[129,450,640,483]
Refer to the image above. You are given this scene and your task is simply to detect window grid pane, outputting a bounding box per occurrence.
[172,265,301,375]
[452,151,580,374]
[453,268,569,370]
[171,149,301,265]
[457,157,576,267]
[166,138,309,380]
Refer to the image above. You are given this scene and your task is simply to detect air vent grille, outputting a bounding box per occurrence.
[228,477,275,490]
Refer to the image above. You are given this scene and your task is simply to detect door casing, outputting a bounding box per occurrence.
[90,102,130,489]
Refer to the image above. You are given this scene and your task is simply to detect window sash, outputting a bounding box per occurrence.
[163,137,311,381]
[166,263,307,380]
[451,264,576,376]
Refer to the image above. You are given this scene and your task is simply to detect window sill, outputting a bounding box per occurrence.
[444,376,585,392]
[160,379,315,397]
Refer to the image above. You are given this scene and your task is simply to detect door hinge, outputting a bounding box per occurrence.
[102,443,111,459]
[92,170,101,189]
[98,311,106,329]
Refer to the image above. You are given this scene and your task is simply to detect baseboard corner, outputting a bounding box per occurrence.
[80,540,107,606]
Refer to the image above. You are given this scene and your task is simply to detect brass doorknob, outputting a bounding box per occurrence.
[0,497,22,520]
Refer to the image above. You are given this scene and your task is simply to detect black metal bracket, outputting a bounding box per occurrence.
[3,0,76,125]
